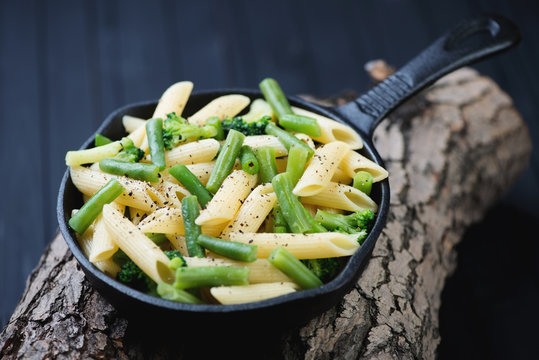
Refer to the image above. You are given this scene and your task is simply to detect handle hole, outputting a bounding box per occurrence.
[444,18,500,51]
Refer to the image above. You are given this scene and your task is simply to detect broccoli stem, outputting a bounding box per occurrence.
[285,145,310,186]
[255,146,278,183]
[206,116,225,140]
[173,266,249,289]
[278,114,321,138]
[313,210,356,233]
[206,129,245,194]
[99,158,160,183]
[69,178,125,234]
[157,282,202,304]
[267,246,323,289]
[146,117,166,171]
[181,195,206,257]
[239,145,260,175]
[169,164,213,207]
[272,172,313,233]
[259,78,293,119]
[265,122,314,160]
[196,234,258,262]
[353,171,373,196]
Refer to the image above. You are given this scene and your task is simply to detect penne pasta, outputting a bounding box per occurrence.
[220,183,276,239]
[196,170,258,226]
[242,135,288,157]
[210,282,299,304]
[300,182,378,212]
[228,232,360,259]
[293,141,350,197]
[292,106,364,150]
[89,202,125,263]
[137,207,184,235]
[188,94,250,126]
[165,138,220,166]
[102,204,174,284]
[165,234,189,256]
[70,166,159,212]
[339,149,389,182]
[122,115,146,134]
[153,81,193,119]
[77,221,121,277]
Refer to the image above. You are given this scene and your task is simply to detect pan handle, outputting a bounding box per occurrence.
[332,13,521,137]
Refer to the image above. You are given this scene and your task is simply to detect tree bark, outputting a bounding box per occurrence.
[0,67,532,359]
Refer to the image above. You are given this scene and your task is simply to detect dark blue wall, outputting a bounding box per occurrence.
[1,0,537,357]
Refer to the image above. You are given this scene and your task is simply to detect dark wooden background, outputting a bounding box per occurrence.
[1,0,537,358]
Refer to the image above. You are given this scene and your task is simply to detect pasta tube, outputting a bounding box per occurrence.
[300,182,378,213]
[188,94,250,126]
[228,232,360,259]
[210,282,299,305]
[102,204,173,284]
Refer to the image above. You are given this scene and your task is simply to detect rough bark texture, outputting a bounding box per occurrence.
[0,67,532,359]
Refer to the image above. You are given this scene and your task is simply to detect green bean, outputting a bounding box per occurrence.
[272,205,289,233]
[259,78,293,119]
[95,133,112,147]
[205,116,225,140]
[168,164,213,207]
[145,232,169,246]
[265,122,314,160]
[157,282,202,304]
[146,117,166,171]
[196,234,258,262]
[69,178,125,234]
[206,129,245,194]
[255,146,278,183]
[286,145,310,186]
[279,114,321,138]
[99,158,160,183]
[353,171,373,196]
[239,145,259,175]
[267,246,322,289]
[271,172,312,233]
[173,266,249,289]
[181,195,206,257]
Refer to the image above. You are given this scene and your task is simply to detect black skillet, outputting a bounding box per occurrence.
[57,14,520,329]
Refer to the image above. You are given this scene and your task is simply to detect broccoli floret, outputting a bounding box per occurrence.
[301,258,341,283]
[314,209,375,243]
[221,115,270,136]
[116,249,184,294]
[109,137,145,163]
[162,112,217,150]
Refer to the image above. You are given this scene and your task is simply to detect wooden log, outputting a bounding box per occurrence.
[0,66,532,359]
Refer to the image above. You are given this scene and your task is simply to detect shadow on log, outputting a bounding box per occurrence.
[0,66,532,359]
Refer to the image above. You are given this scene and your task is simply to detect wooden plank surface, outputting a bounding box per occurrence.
[0,0,538,357]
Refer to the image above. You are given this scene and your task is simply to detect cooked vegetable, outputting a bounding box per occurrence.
[146,117,166,171]
[205,129,245,194]
[169,164,213,207]
[239,145,259,175]
[157,282,202,304]
[99,159,160,183]
[68,178,124,234]
[314,209,375,243]
[221,116,270,137]
[162,112,217,150]
[353,170,374,196]
[265,122,314,159]
[94,133,113,147]
[285,145,310,186]
[259,77,293,119]
[255,146,278,183]
[279,114,321,137]
[271,172,314,234]
[197,234,258,262]
[173,266,250,289]
[181,195,206,257]
[301,258,341,283]
[268,246,323,289]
